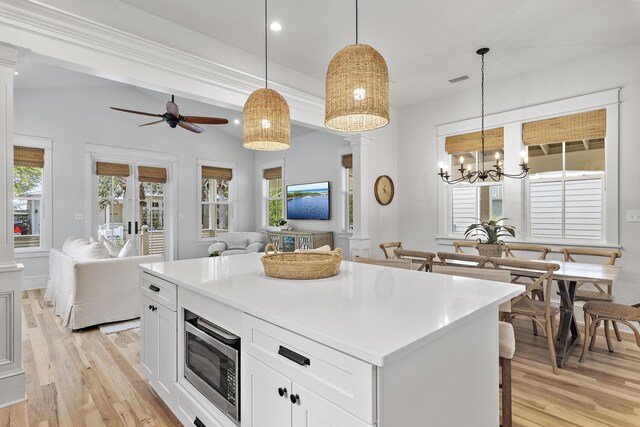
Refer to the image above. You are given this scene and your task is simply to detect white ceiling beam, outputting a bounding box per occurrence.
[583,139,590,150]
[539,144,549,155]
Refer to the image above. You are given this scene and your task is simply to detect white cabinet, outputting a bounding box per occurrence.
[140,272,178,410]
[242,354,372,427]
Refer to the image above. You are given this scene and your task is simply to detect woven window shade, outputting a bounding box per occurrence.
[522,109,606,146]
[263,167,282,180]
[342,154,353,168]
[96,161,130,177]
[202,166,232,181]
[14,146,44,168]
[445,128,504,155]
[138,166,167,183]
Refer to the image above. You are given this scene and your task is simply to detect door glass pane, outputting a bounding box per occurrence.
[139,181,165,256]
[97,175,126,246]
[565,139,605,177]
[13,165,43,248]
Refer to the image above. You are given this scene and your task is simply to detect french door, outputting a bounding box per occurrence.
[95,159,171,258]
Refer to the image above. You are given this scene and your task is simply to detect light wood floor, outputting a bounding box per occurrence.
[1,290,640,426]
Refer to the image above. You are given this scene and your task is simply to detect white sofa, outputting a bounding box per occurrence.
[207,232,267,256]
[45,246,162,330]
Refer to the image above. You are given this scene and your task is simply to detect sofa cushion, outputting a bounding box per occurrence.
[68,239,111,260]
[226,239,249,251]
[215,232,265,245]
[118,239,138,258]
[62,236,76,255]
[221,249,248,256]
[99,236,122,257]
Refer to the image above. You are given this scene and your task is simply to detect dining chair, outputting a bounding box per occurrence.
[436,252,491,268]
[394,249,436,272]
[379,241,403,259]
[580,301,640,362]
[486,257,561,374]
[561,247,623,341]
[499,321,516,427]
[453,240,477,254]
[354,257,413,269]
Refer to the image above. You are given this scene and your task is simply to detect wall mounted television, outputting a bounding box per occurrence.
[286,181,330,220]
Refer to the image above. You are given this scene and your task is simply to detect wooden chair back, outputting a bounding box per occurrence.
[432,265,511,283]
[486,258,560,318]
[453,240,477,254]
[561,247,622,266]
[354,257,412,270]
[437,252,491,268]
[505,243,551,260]
[394,249,436,272]
[379,241,403,259]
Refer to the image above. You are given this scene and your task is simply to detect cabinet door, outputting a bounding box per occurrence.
[242,354,292,427]
[156,303,177,409]
[292,384,372,427]
[140,295,158,381]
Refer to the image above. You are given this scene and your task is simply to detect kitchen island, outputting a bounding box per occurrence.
[139,253,522,427]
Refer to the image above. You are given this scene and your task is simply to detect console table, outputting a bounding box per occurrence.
[267,230,333,252]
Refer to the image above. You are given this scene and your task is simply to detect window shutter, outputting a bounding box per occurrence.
[445,128,503,155]
[522,109,606,146]
[452,186,477,233]
[263,167,282,180]
[342,154,353,168]
[14,146,44,168]
[529,181,563,237]
[138,166,167,183]
[564,178,602,239]
[202,166,232,181]
[96,161,130,177]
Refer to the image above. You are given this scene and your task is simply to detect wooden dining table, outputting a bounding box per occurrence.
[437,257,621,367]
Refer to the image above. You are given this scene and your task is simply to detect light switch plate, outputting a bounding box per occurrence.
[74,213,84,220]
[626,210,640,222]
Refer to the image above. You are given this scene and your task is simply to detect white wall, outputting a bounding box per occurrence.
[15,85,255,288]
[398,42,640,305]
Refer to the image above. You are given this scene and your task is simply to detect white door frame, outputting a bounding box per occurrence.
[84,144,178,260]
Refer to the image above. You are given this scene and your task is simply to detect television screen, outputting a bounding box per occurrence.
[286,182,330,220]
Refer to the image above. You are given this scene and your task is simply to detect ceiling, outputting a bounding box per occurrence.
[14,53,316,140]
[118,0,640,107]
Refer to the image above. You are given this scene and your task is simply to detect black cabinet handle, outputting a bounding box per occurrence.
[148,304,153,310]
[194,417,206,427]
[278,346,310,367]
[135,221,139,234]
[290,394,300,404]
[127,221,132,235]
[278,387,287,397]
[148,284,160,293]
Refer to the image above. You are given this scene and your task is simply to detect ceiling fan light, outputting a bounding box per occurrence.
[243,88,290,151]
[325,44,390,132]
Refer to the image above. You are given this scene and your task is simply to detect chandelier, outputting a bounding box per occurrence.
[438,48,529,184]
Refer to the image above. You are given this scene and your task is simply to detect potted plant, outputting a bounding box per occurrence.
[209,250,221,257]
[464,218,516,257]
[276,218,291,231]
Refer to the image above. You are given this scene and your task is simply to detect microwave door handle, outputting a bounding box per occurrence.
[196,318,240,342]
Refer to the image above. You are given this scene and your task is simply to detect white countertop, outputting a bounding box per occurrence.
[140,254,523,366]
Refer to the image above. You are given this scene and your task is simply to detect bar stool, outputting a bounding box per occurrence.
[499,321,515,427]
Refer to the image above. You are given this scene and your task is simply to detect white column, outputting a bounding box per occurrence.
[0,43,25,409]
[348,135,373,259]
[502,123,524,235]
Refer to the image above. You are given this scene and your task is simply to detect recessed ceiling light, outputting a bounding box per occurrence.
[270,22,282,31]
[233,119,240,125]
[13,71,18,76]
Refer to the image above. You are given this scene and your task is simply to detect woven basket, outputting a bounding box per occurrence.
[261,244,342,280]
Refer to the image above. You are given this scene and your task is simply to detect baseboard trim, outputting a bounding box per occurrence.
[21,275,48,290]
[0,369,25,409]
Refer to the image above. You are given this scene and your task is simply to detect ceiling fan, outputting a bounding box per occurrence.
[110,95,229,133]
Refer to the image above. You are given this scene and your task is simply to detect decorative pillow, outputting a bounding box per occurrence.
[62,236,76,254]
[68,239,111,260]
[226,239,249,251]
[99,235,122,257]
[118,239,138,258]
[89,236,97,243]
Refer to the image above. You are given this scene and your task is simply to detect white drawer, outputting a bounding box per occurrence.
[242,314,375,424]
[177,388,222,427]
[141,272,177,311]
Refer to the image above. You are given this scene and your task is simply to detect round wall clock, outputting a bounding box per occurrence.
[374,175,395,206]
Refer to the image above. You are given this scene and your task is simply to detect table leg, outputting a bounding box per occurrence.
[555,280,580,368]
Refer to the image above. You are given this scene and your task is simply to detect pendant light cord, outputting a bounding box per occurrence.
[355,0,359,44]
[265,0,268,88]
[481,51,485,170]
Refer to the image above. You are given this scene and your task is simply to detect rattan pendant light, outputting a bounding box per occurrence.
[325,0,389,132]
[243,0,290,151]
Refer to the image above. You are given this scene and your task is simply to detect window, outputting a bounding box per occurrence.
[97,162,129,246]
[13,145,46,249]
[201,165,233,238]
[342,154,353,231]
[263,166,283,227]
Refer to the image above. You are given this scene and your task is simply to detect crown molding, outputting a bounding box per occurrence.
[0,0,325,127]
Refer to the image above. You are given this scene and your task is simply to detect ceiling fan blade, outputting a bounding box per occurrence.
[182,116,229,125]
[166,100,179,117]
[139,119,165,127]
[110,107,163,118]
[179,122,204,133]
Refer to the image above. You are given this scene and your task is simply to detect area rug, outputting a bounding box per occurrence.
[99,318,140,335]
